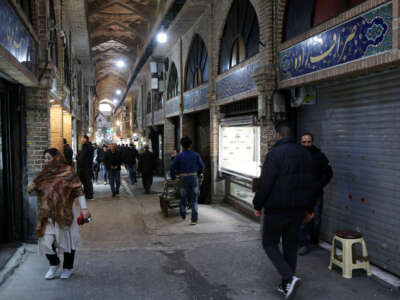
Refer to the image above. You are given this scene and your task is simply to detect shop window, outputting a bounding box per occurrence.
[185,34,208,91]
[167,63,179,99]
[230,39,246,68]
[283,0,367,41]
[229,182,254,204]
[219,0,259,74]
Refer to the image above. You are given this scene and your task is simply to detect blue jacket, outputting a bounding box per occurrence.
[253,137,316,213]
[170,150,205,179]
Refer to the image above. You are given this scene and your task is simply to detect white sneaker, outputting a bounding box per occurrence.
[45,265,59,280]
[285,276,301,299]
[60,268,73,279]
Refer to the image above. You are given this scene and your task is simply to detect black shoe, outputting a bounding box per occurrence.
[112,193,116,197]
[116,190,119,195]
[181,214,186,220]
[283,276,300,299]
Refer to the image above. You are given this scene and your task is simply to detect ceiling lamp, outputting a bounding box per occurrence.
[156,30,167,43]
[116,89,122,95]
[116,60,125,68]
[113,98,118,104]
[99,103,112,112]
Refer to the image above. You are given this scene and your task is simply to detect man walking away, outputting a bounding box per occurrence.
[104,143,122,197]
[92,144,100,184]
[298,133,333,256]
[253,121,315,299]
[138,145,156,194]
[77,135,94,200]
[170,137,205,225]
[124,144,138,184]
[63,139,73,166]
[97,144,107,184]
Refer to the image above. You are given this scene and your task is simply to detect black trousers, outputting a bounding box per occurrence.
[262,212,304,282]
[46,250,76,269]
[142,173,153,193]
[78,168,93,199]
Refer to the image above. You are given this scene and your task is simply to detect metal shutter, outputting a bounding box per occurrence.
[297,69,400,276]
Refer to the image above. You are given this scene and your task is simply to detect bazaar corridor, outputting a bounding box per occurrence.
[0,174,398,300]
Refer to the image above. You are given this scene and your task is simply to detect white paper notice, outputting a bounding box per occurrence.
[219,126,261,178]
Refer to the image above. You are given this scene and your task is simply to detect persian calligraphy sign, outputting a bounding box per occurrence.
[0,0,36,73]
[279,3,392,81]
[183,85,208,113]
[216,60,259,101]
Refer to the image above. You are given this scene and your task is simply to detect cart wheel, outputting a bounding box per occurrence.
[163,202,169,217]
[159,196,164,211]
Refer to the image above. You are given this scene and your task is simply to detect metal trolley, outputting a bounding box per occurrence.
[159,175,203,217]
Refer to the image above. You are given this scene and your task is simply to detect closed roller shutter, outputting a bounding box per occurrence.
[297,69,400,276]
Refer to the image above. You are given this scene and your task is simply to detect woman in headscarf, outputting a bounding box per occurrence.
[28,148,91,280]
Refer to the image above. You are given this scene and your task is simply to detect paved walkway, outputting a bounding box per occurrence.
[0,174,398,300]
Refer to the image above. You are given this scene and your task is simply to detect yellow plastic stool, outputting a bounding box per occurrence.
[328,230,372,279]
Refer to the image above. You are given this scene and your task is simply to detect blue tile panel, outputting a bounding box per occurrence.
[154,110,163,124]
[166,97,180,116]
[216,60,259,101]
[0,0,37,73]
[279,3,392,81]
[183,85,208,112]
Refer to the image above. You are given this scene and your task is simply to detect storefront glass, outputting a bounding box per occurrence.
[229,182,254,204]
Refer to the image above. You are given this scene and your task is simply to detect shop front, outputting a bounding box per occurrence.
[217,98,260,213]
[294,69,400,277]
[0,78,26,243]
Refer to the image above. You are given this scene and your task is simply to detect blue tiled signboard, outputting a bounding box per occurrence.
[183,86,208,112]
[279,3,392,80]
[166,97,180,116]
[0,0,36,73]
[154,110,163,124]
[216,60,259,101]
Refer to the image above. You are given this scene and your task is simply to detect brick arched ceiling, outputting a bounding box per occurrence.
[88,0,158,106]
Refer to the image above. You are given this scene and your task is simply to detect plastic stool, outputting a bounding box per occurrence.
[328,230,371,279]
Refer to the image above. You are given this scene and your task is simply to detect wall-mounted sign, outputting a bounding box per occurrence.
[183,85,208,112]
[219,125,261,178]
[216,60,259,101]
[279,3,392,81]
[166,97,180,117]
[0,0,37,73]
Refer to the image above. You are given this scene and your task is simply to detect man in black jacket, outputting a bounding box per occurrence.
[253,121,314,299]
[124,144,138,185]
[298,133,333,255]
[104,143,122,197]
[138,145,156,194]
[77,135,94,199]
[63,138,73,166]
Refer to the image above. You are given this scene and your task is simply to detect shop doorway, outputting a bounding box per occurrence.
[0,78,26,243]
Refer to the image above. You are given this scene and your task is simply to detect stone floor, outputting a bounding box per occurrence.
[0,173,399,300]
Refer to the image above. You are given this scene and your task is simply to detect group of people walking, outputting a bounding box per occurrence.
[28,122,332,300]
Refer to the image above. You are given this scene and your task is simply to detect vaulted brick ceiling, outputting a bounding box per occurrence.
[88,0,157,107]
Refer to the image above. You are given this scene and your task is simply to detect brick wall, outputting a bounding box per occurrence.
[25,87,50,172]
